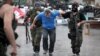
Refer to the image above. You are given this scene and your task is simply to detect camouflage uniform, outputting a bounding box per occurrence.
[68,12,85,55]
[61,2,86,55]
[29,8,42,52]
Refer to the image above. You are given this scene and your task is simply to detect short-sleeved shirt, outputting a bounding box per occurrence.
[37,10,60,29]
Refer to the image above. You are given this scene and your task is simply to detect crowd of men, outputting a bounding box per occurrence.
[0,0,87,56]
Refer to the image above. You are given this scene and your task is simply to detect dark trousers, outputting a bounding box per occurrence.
[42,28,56,53]
[0,42,7,56]
[69,29,83,54]
[30,27,42,52]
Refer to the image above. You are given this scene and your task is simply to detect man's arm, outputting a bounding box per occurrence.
[30,12,42,29]
[59,9,66,15]
[3,4,16,55]
[24,9,33,22]
[30,15,38,29]
[61,12,71,18]
[77,13,86,26]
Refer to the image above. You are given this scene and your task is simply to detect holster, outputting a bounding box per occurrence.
[68,32,76,40]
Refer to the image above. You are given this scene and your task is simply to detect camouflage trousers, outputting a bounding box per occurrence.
[30,27,42,52]
[0,42,7,56]
[68,29,83,54]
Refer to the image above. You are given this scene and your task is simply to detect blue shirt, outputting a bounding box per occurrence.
[37,10,60,29]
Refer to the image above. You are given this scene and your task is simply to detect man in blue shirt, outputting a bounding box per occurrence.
[30,8,64,55]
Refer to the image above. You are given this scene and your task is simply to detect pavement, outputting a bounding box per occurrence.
[6,25,100,56]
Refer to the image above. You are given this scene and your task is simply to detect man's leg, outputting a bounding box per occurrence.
[71,37,76,54]
[48,29,56,53]
[34,27,42,52]
[69,30,77,54]
[30,28,37,52]
[75,31,83,55]
[42,28,48,53]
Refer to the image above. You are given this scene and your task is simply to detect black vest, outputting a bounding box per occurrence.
[68,12,82,30]
[0,16,17,45]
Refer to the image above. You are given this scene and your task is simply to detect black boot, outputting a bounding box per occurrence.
[72,48,76,54]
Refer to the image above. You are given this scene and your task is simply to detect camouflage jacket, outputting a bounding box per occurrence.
[27,8,42,28]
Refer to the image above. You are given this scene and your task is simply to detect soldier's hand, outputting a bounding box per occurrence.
[77,22,81,27]
[11,53,17,56]
[30,24,36,30]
